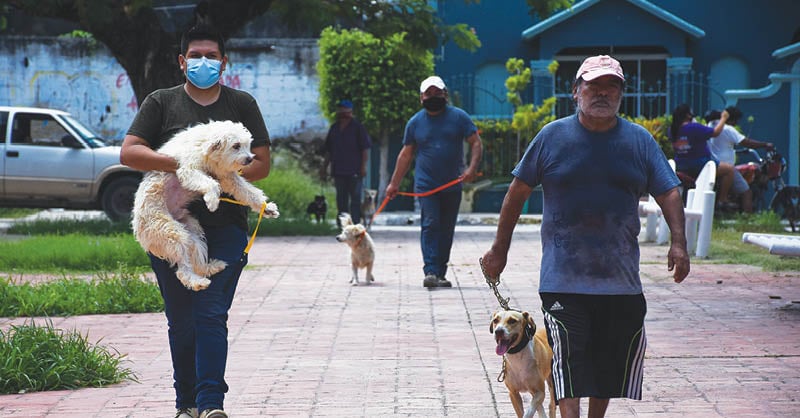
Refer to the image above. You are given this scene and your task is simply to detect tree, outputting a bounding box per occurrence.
[505,57,556,159]
[0,0,491,105]
[317,27,433,197]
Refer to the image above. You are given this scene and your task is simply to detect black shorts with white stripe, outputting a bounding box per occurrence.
[539,292,647,402]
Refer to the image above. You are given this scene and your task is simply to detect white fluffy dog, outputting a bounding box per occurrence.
[336,213,375,286]
[132,120,279,291]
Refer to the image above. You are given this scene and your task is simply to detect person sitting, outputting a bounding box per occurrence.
[705,107,774,212]
[669,104,735,210]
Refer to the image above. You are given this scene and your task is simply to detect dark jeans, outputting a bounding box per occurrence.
[149,224,248,411]
[419,190,461,278]
[334,175,364,224]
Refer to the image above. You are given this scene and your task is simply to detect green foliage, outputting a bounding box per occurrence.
[0,273,162,317]
[474,119,516,181]
[317,27,433,140]
[526,0,574,19]
[505,57,556,142]
[253,149,335,220]
[0,234,149,273]
[0,321,136,394]
[624,114,672,159]
[273,0,480,52]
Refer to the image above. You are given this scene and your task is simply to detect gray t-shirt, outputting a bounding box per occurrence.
[127,84,270,230]
[513,114,679,295]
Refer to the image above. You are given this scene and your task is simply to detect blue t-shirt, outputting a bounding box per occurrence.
[513,114,679,295]
[672,122,715,173]
[324,118,371,177]
[403,105,477,192]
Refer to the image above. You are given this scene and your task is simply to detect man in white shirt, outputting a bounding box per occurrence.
[707,107,773,212]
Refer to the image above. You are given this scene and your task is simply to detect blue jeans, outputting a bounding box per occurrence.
[419,190,461,278]
[149,224,247,411]
[334,175,364,224]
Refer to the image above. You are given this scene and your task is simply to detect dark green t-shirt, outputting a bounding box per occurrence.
[127,84,270,230]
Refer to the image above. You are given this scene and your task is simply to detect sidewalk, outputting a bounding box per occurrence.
[1,221,799,417]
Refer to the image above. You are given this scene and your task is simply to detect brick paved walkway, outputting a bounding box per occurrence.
[1,223,799,417]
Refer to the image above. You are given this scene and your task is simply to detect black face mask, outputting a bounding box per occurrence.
[422,96,447,112]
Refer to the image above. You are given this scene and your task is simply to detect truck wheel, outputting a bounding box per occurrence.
[102,177,139,221]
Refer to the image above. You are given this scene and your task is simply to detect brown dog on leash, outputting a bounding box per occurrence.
[490,310,556,418]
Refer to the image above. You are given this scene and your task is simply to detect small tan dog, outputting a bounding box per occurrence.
[361,188,378,230]
[132,120,279,291]
[490,310,556,418]
[336,213,375,286]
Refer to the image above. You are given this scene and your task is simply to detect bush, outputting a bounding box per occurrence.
[0,321,136,394]
[253,148,335,220]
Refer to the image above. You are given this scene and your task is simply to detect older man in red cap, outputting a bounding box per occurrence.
[481,55,689,418]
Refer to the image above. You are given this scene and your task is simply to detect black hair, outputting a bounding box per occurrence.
[704,109,722,123]
[181,24,226,57]
[724,106,743,125]
[670,104,693,140]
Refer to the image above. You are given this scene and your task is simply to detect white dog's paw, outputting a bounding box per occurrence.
[204,190,221,212]
[177,271,211,291]
[263,201,280,218]
[191,278,212,291]
[203,259,227,276]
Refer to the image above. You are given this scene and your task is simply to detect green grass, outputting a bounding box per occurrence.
[0,321,137,394]
[705,211,800,271]
[0,234,149,273]
[0,208,39,219]
[0,273,162,317]
[7,218,132,236]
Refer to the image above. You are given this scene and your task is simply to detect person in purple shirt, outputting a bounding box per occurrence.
[321,99,372,224]
[669,104,736,209]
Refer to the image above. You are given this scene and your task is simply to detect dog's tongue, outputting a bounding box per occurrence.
[496,340,511,356]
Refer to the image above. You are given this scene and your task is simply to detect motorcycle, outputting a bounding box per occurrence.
[735,148,800,229]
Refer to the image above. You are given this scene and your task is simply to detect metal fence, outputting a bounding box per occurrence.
[449,69,720,179]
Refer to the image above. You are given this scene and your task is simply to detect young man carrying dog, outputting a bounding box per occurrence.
[481,55,690,417]
[120,25,270,418]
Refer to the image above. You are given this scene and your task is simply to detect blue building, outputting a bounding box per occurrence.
[433,0,800,183]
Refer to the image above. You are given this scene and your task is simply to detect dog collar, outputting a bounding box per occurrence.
[355,231,366,247]
[506,324,534,355]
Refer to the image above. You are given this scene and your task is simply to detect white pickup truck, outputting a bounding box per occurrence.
[0,106,141,221]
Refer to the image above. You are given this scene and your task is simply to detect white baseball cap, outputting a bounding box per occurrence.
[420,76,446,93]
[575,55,625,82]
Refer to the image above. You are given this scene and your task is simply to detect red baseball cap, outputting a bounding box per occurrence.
[575,55,625,82]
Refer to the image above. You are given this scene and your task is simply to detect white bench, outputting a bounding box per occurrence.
[640,160,716,258]
[742,232,800,257]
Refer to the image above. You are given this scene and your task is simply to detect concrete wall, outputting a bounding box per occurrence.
[0,36,328,142]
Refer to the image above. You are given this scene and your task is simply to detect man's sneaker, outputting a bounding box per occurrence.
[175,408,198,418]
[423,274,439,288]
[199,409,227,418]
[436,276,452,287]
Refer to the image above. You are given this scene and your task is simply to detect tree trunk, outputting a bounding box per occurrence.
[5,0,276,106]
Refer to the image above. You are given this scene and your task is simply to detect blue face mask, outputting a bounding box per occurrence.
[185,56,222,89]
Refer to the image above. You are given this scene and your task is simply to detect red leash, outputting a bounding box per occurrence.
[370,176,466,226]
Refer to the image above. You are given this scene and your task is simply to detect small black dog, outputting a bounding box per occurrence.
[771,186,800,232]
[306,195,328,223]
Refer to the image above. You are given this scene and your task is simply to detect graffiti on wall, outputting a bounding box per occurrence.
[1,38,329,142]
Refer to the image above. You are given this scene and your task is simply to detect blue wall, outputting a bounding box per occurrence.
[435,0,800,172]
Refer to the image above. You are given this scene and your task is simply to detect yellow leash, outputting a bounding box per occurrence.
[219,197,267,254]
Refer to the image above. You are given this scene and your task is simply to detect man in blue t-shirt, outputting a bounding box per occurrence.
[322,99,372,224]
[481,55,689,417]
[386,76,482,288]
